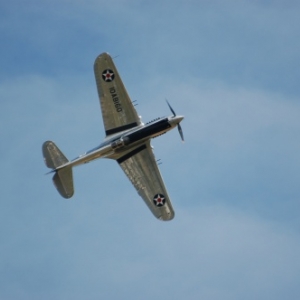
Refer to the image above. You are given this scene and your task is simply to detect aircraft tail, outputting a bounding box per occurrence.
[42,141,74,198]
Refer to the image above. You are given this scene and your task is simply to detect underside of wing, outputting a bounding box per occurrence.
[94,53,141,136]
[117,141,175,221]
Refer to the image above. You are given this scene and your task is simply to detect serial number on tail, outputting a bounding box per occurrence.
[109,87,122,112]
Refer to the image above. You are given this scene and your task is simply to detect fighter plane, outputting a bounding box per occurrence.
[42,53,184,221]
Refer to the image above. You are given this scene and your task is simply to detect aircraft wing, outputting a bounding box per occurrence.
[94,53,141,136]
[117,141,175,221]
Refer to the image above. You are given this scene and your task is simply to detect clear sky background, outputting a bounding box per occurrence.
[1,1,300,299]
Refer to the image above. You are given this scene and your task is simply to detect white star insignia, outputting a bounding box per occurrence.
[102,69,115,82]
[153,194,166,207]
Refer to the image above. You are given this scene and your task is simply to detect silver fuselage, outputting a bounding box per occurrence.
[58,115,183,170]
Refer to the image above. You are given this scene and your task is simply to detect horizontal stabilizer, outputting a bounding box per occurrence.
[53,168,74,198]
[42,141,74,198]
[42,141,68,169]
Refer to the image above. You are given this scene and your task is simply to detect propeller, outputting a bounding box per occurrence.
[166,99,184,142]
[177,123,184,142]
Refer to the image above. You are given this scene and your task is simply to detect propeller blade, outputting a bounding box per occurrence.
[166,99,184,142]
[178,123,184,142]
[166,99,176,116]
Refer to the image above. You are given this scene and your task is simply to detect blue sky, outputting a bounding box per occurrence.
[1,1,300,299]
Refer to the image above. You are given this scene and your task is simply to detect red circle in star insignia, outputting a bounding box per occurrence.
[153,193,166,207]
[102,69,115,82]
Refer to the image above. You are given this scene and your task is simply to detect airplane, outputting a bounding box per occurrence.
[42,52,184,221]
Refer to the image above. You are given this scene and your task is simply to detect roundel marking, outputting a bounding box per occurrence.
[102,69,115,82]
[153,194,166,207]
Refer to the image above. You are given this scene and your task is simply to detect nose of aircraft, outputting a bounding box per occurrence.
[169,115,184,127]
[177,115,184,123]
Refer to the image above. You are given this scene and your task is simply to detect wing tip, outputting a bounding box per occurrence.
[94,52,112,64]
[158,211,175,221]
